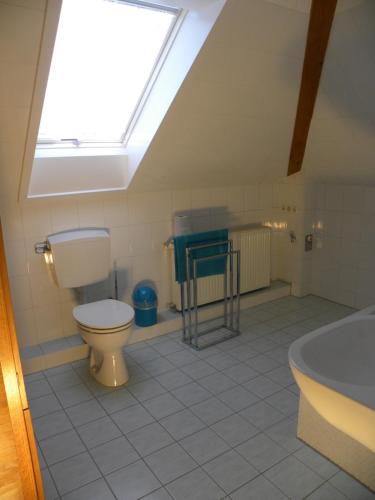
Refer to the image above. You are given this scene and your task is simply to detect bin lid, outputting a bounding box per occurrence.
[132,285,157,307]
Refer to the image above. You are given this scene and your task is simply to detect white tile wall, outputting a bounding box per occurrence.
[312,183,375,309]
[2,180,301,347]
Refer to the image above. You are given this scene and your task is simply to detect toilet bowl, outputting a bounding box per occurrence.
[73,299,134,387]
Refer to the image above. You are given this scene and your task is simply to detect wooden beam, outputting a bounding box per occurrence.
[288,0,337,176]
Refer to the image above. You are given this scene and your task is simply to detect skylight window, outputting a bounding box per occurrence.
[38,0,180,146]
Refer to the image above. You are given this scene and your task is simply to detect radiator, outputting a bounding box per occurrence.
[170,226,271,311]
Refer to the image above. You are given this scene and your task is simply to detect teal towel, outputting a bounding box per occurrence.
[174,229,228,284]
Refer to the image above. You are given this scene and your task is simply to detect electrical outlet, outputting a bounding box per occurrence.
[305,234,313,251]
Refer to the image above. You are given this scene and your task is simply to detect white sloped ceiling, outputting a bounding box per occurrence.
[129,0,309,191]
[303,0,375,185]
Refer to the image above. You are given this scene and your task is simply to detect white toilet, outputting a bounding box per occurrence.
[45,228,134,387]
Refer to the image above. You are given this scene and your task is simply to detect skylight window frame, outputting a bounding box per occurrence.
[36,0,183,150]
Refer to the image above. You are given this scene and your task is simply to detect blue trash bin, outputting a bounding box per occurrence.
[132,284,157,327]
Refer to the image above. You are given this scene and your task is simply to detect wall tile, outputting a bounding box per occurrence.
[14,307,38,346]
[227,187,244,213]
[244,185,259,211]
[78,200,105,228]
[50,200,79,233]
[29,271,60,307]
[4,237,27,276]
[325,185,343,211]
[172,190,191,214]
[102,195,128,228]
[34,303,63,343]
[9,274,32,310]
[128,224,152,256]
[22,204,52,240]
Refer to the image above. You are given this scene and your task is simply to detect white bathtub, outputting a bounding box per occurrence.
[289,314,375,453]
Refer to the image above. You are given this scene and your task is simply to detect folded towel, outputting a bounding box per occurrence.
[173,229,228,284]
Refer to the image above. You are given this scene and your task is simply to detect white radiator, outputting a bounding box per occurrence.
[170,226,271,311]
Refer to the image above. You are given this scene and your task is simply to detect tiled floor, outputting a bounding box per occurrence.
[25,295,375,500]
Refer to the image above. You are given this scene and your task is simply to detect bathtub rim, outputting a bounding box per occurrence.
[288,314,375,410]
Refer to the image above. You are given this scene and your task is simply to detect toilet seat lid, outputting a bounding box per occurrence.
[73,299,134,329]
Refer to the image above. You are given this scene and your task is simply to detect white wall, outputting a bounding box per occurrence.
[312,183,375,309]
[3,182,299,348]
[304,0,375,184]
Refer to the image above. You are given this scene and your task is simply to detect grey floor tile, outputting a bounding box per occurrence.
[305,482,347,500]
[267,366,294,387]
[30,393,62,418]
[61,478,115,500]
[111,403,154,434]
[203,449,258,494]
[143,357,176,376]
[264,455,325,500]
[179,428,230,465]
[230,474,288,500]
[81,375,118,397]
[235,432,290,473]
[288,382,300,395]
[226,344,258,362]
[329,471,375,499]
[166,467,225,500]
[171,381,212,406]
[33,410,73,441]
[265,417,304,452]
[166,349,199,367]
[91,436,139,474]
[25,371,45,383]
[205,352,238,370]
[265,389,299,416]
[153,339,185,356]
[217,385,259,411]
[41,468,59,500]
[246,354,280,374]
[127,422,174,457]
[98,388,138,414]
[47,369,82,391]
[128,378,167,402]
[55,384,93,408]
[145,442,197,484]
[77,416,122,449]
[155,369,192,391]
[243,375,282,398]
[294,445,338,479]
[198,372,237,395]
[248,338,277,353]
[26,378,53,400]
[181,359,217,380]
[210,414,259,447]
[39,429,85,465]
[141,488,173,500]
[143,392,184,420]
[127,364,150,384]
[160,409,206,440]
[238,399,285,430]
[190,397,233,425]
[66,399,106,427]
[38,444,46,470]
[129,345,161,363]
[106,459,161,500]
[50,452,101,496]
[224,363,258,384]
[266,346,289,364]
